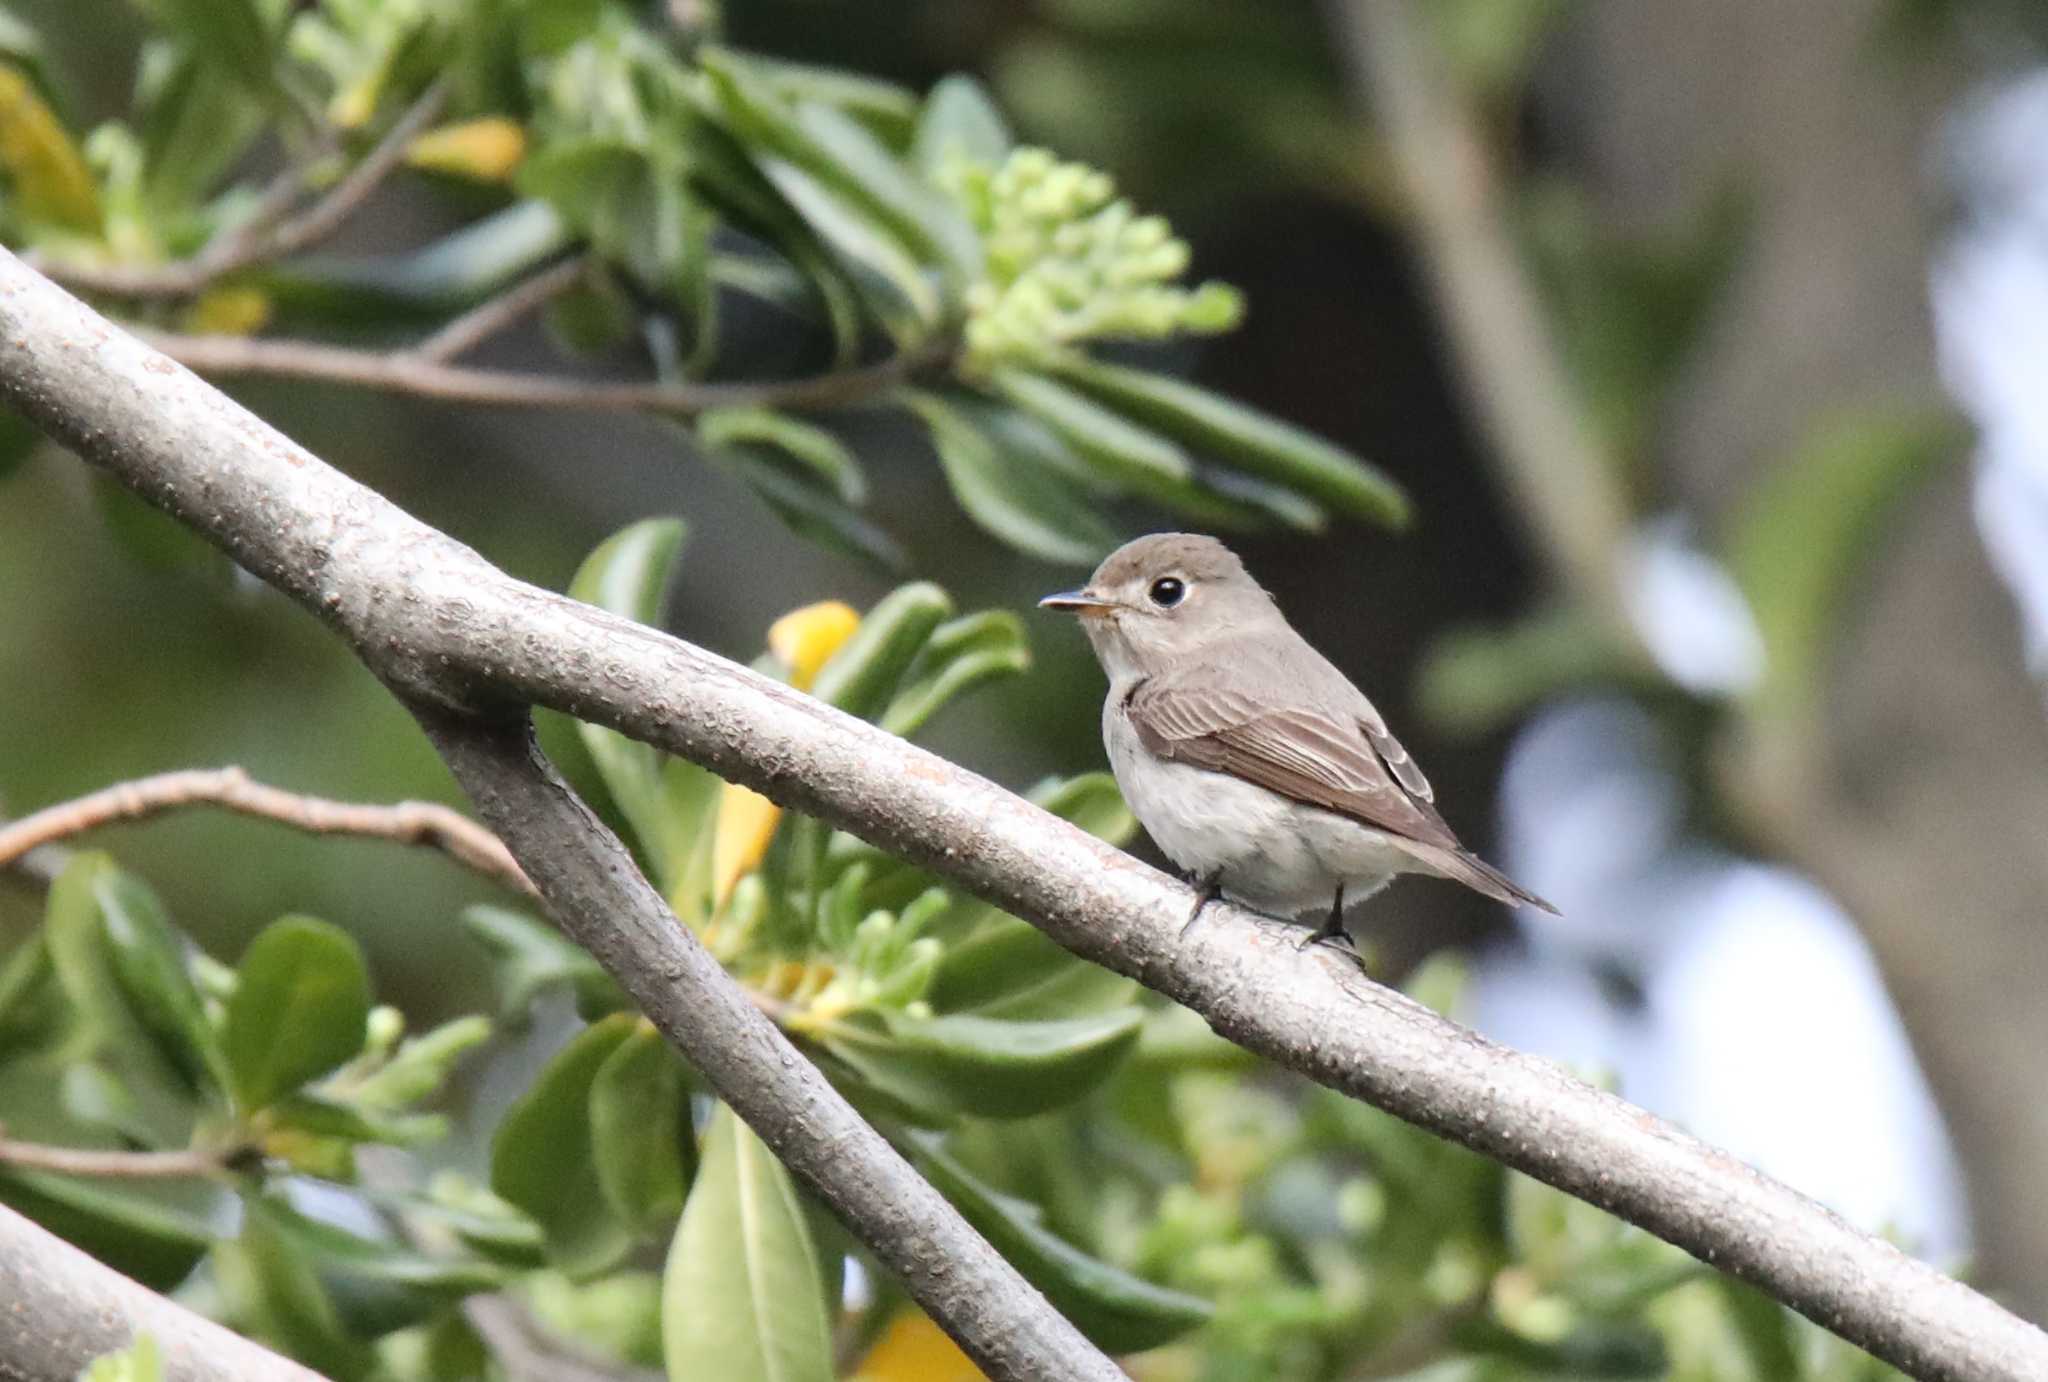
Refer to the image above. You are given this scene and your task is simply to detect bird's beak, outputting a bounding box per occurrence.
[1039,588,1117,615]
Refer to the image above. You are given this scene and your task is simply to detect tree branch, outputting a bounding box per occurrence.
[406,257,587,364]
[0,1133,251,1180]
[0,766,533,894]
[131,326,945,417]
[416,710,1119,1382]
[0,1201,319,1381]
[28,81,450,301]
[1329,0,1641,642]
[0,250,2042,1380]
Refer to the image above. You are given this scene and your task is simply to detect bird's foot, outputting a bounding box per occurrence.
[1296,884,1356,955]
[1180,872,1223,938]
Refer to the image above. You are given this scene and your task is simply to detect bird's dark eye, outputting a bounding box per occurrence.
[1148,576,1186,608]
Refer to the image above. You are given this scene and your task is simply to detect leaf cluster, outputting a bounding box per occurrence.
[0,0,1408,566]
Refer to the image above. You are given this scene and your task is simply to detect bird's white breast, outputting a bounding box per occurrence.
[1103,692,1420,918]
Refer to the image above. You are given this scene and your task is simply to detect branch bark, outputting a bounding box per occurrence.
[130,326,944,418]
[417,709,1117,1382]
[0,1202,319,1381]
[0,1136,250,1180]
[0,249,2043,1379]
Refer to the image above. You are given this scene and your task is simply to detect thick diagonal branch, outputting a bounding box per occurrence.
[0,1202,319,1381]
[418,710,1115,1382]
[0,250,2043,1381]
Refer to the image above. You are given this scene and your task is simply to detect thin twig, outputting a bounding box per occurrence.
[262,79,450,264]
[30,80,450,300]
[0,767,534,895]
[139,327,946,416]
[0,1132,250,1180]
[407,257,588,364]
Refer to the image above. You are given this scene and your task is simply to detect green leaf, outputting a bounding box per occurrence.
[92,475,228,576]
[524,1269,665,1369]
[992,368,1194,492]
[590,1021,694,1236]
[1425,0,1574,98]
[251,1195,507,1338]
[1416,606,1633,738]
[225,915,372,1113]
[346,1014,492,1110]
[907,391,1118,566]
[515,0,604,57]
[912,75,1014,178]
[925,919,1134,1020]
[708,437,909,573]
[44,855,198,1146]
[1053,357,1410,526]
[909,1135,1212,1351]
[158,0,281,103]
[1713,1277,1801,1380]
[215,1198,369,1379]
[1726,405,1966,718]
[137,40,266,214]
[825,1007,1142,1120]
[257,201,577,325]
[93,867,227,1098]
[662,1104,834,1382]
[810,582,953,720]
[701,48,976,282]
[879,610,1032,738]
[789,99,980,280]
[78,1333,163,1382]
[757,154,939,338]
[408,1175,547,1268]
[699,407,866,507]
[566,519,722,898]
[742,52,921,145]
[266,1092,447,1148]
[0,407,39,481]
[0,1164,214,1291]
[0,933,61,1057]
[491,1013,638,1277]
[462,904,627,1021]
[0,62,99,231]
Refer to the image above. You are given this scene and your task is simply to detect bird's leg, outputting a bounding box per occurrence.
[1180,871,1223,938]
[1298,883,1354,952]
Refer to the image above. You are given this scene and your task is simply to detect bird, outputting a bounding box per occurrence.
[1041,533,1557,949]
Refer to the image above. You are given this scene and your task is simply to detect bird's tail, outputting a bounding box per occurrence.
[1413,845,1561,916]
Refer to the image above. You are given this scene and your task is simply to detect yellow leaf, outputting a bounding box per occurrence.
[853,1312,986,1382]
[0,64,100,232]
[712,786,782,908]
[769,600,860,690]
[181,286,272,337]
[710,599,862,905]
[328,71,383,131]
[407,118,528,183]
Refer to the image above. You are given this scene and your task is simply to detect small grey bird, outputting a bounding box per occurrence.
[1042,533,1557,946]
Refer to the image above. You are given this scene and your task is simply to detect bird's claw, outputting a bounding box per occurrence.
[1179,873,1222,938]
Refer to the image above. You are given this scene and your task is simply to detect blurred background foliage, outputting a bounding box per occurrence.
[5,0,2048,1378]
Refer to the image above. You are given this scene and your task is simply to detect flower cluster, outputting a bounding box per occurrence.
[942,146,1244,371]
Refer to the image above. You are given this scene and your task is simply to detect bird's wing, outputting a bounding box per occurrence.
[1127,675,1461,849]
